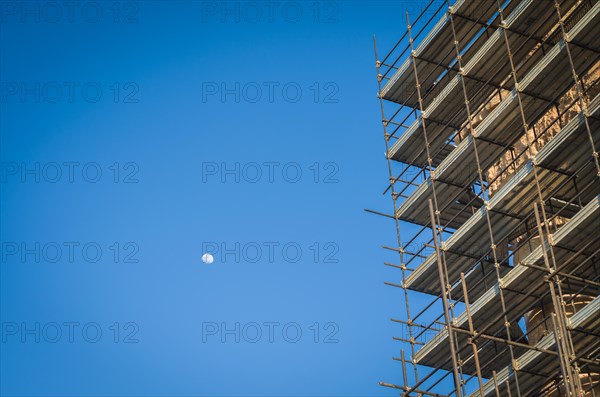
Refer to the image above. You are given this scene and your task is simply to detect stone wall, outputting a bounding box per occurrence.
[486,61,600,196]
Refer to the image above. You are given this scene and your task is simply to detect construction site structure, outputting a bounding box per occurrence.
[372,0,600,395]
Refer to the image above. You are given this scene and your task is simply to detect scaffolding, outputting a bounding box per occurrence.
[372,0,600,395]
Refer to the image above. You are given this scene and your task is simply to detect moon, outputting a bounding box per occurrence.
[201,253,214,264]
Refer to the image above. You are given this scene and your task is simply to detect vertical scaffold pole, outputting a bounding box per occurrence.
[373,34,420,387]
[429,199,463,397]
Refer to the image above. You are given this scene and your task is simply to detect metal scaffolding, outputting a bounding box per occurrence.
[372,0,600,395]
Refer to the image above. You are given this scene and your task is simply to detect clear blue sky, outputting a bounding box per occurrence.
[0,1,437,395]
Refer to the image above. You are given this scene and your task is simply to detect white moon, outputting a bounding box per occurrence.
[201,253,214,264]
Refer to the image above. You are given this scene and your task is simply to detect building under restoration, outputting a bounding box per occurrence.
[373,0,600,396]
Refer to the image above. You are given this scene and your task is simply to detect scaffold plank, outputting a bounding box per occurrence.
[471,295,600,396]
[381,0,503,107]
[394,4,600,228]
[414,196,600,378]
[385,0,581,167]
[405,95,600,298]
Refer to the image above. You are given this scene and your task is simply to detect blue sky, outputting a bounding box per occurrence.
[0,1,440,395]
